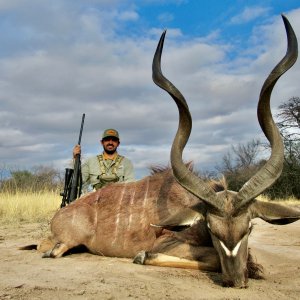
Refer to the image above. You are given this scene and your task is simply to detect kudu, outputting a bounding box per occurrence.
[35,15,299,288]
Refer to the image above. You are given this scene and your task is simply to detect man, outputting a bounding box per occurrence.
[73,128,135,191]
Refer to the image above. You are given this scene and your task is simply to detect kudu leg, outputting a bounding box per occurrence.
[42,242,70,258]
[133,236,220,272]
[43,203,97,258]
[133,251,219,271]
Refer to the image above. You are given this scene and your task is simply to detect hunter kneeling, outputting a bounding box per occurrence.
[73,128,135,191]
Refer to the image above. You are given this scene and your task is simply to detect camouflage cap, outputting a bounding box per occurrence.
[102,128,119,140]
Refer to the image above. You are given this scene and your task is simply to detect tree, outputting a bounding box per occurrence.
[276,96,300,142]
[217,97,300,199]
[0,165,63,193]
[265,97,300,198]
[216,139,262,192]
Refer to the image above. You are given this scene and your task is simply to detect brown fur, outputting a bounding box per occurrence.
[42,170,203,258]
[37,237,56,253]
[209,177,227,193]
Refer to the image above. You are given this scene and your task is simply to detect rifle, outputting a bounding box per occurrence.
[60,113,85,208]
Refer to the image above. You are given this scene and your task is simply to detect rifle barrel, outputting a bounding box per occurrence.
[78,113,85,145]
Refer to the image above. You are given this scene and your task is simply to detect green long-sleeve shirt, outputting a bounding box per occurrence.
[81,153,135,191]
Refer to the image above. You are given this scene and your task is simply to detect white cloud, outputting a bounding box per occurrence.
[118,10,139,21]
[0,2,299,180]
[0,0,28,11]
[158,12,174,23]
[230,6,271,24]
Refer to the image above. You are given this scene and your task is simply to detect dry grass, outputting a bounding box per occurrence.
[0,191,61,224]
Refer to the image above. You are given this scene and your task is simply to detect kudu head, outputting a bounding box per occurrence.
[152,15,298,288]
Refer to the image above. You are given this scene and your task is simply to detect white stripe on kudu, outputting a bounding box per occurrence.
[141,177,150,227]
[112,183,127,246]
[220,240,242,257]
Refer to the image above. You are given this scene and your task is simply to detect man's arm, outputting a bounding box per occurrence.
[72,144,91,192]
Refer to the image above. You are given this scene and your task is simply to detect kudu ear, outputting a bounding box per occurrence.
[250,199,300,225]
[151,203,206,229]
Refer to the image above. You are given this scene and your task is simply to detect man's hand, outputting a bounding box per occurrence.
[73,144,81,158]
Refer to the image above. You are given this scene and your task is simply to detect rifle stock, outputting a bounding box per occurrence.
[60,168,74,208]
[60,113,85,207]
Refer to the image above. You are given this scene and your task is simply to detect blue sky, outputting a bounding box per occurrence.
[0,0,299,179]
[118,1,299,41]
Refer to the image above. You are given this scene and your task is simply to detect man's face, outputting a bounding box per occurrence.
[101,137,120,154]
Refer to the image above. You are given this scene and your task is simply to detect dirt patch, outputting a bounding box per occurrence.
[0,219,300,299]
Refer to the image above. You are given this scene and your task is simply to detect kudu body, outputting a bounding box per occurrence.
[39,15,300,288]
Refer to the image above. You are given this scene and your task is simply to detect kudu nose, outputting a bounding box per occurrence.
[222,267,249,288]
[222,278,248,289]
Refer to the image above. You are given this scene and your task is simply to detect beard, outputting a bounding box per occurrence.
[103,144,117,155]
[104,149,116,155]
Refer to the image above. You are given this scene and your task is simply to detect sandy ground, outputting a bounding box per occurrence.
[0,219,300,300]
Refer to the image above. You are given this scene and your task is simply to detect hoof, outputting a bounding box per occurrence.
[42,250,52,258]
[133,251,148,265]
